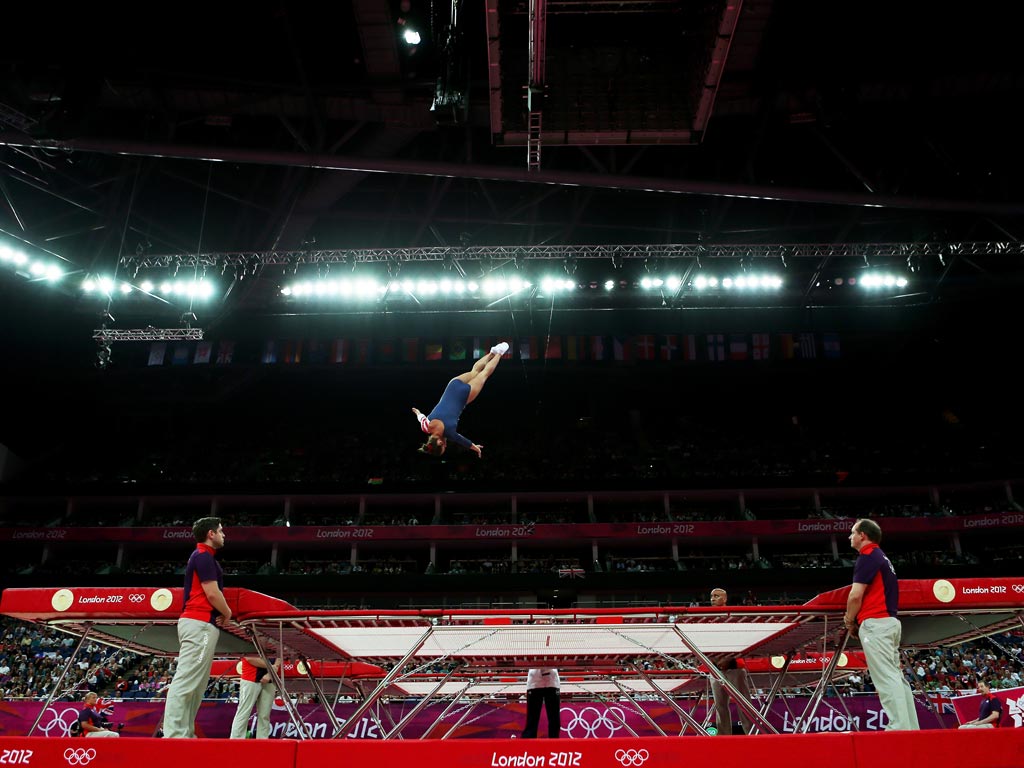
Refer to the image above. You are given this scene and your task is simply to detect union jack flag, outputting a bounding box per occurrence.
[927,692,955,714]
[89,697,116,717]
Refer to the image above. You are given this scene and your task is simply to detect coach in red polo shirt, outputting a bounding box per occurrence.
[843,518,920,731]
[162,517,231,738]
[959,680,1003,728]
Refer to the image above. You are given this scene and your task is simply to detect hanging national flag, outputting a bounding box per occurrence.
[282,340,302,364]
[402,338,419,363]
[331,338,348,364]
[193,341,212,365]
[472,337,487,359]
[375,339,396,364]
[660,334,678,361]
[148,342,166,367]
[425,341,444,361]
[799,332,817,359]
[780,333,796,360]
[729,335,749,362]
[216,341,235,365]
[448,337,468,361]
[591,335,606,361]
[354,338,371,365]
[752,333,770,361]
[565,335,583,361]
[544,335,562,359]
[261,340,278,364]
[612,336,632,362]
[823,333,841,359]
[682,334,698,362]
[634,335,656,361]
[519,336,537,360]
[172,344,191,366]
[706,334,725,362]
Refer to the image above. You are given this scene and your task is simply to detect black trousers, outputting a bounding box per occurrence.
[522,686,560,738]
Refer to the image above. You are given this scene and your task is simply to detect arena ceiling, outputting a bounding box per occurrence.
[2,0,1023,330]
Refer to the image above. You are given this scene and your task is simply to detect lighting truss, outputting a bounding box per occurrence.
[121,242,1024,270]
[92,328,205,343]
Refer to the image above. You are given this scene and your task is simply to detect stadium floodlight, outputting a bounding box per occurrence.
[403,28,421,45]
[722,277,734,289]
[860,272,908,289]
[140,280,154,293]
[604,280,615,291]
[666,276,682,291]
[119,282,132,294]
[694,275,708,290]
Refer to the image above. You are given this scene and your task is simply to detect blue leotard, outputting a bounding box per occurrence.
[427,378,474,450]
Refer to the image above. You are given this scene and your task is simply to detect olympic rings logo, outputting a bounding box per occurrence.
[1012,585,1024,594]
[38,707,80,737]
[128,594,145,603]
[614,749,650,767]
[64,748,96,766]
[562,706,626,739]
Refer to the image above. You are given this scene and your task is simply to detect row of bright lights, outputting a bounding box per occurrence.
[859,273,909,288]
[281,275,790,298]
[680,275,783,291]
[0,244,64,281]
[283,276,541,298]
[82,277,217,299]
[71,271,908,302]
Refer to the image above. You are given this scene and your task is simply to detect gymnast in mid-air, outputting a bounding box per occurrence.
[412,341,509,458]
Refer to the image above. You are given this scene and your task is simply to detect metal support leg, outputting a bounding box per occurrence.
[250,622,307,739]
[298,655,343,737]
[386,666,459,739]
[749,652,793,735]
[631,662,711,736]
[798,631,850,732]
[28,624,93,735]
[672,624,779,735]
[611,680,665,736]
[420,683,473,739]
[334,625,434,738]
[442,696,487,740]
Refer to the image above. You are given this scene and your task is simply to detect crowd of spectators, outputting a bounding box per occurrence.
[0,617,176,701]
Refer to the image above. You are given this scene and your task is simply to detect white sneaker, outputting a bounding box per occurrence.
[490,342,510,356]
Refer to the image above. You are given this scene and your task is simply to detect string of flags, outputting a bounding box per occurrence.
[145,333,841,367]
